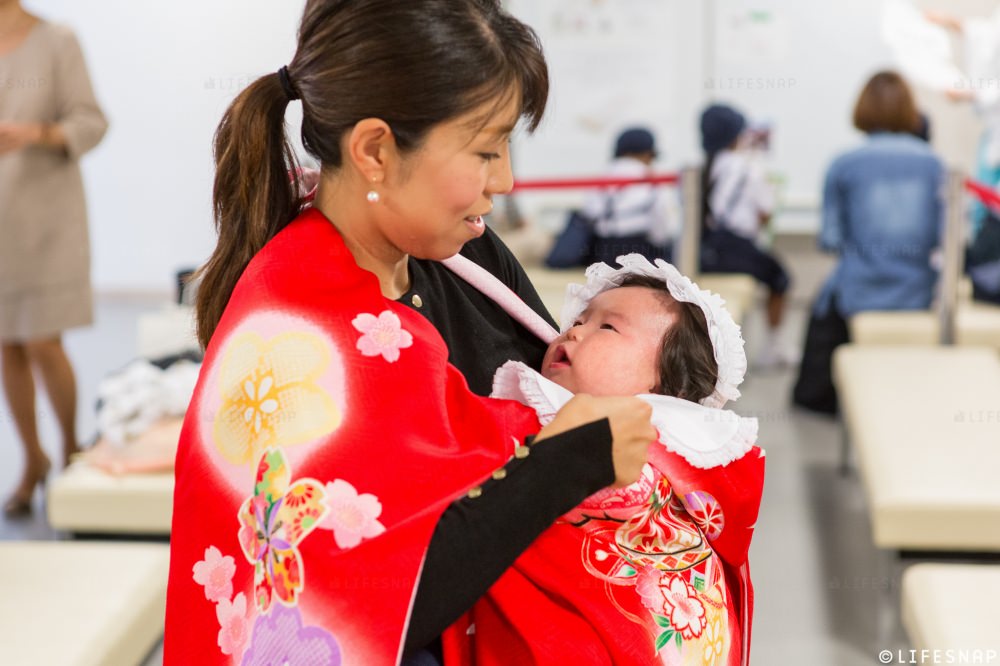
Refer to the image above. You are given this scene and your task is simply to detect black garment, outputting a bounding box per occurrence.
[967,212,1000,305]
[397,227,616,655]
[791,297,850,415]
[700,227,790,295]
[404,227,555,396]
[592,234,672,267]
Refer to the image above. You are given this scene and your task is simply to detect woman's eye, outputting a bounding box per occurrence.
[479,152,501,162]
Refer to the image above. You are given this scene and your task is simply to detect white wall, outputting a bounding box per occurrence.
[27,0,992,292]
[506,0,989,233]
[27,0,306,293]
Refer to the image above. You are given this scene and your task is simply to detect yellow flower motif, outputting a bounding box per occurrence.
[214,331,341,466]
[701,616,725,665]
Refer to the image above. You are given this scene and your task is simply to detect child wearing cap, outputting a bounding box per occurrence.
[583,127,679,266]
[443,254,765,666]
[700,104,794,368]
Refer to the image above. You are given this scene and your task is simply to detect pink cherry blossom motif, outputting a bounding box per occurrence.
[216,592,249,657]
[352,311,413,363]
[662,574,706,640]
[192,545,237,602]
[319,479,387,549]
[635,566,666,614]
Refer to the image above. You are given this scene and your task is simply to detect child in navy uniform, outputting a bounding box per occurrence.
[699,104,793,368]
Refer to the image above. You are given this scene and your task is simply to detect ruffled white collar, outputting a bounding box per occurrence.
[493,361,757,469]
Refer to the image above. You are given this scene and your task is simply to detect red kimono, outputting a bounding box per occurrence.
[442,365,765,666]
[164,209,540,664]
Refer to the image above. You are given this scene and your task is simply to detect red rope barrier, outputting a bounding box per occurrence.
[965,178,1000,211]
[511,173,680,191]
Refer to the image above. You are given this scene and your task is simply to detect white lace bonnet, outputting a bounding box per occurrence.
[560,254,748,409]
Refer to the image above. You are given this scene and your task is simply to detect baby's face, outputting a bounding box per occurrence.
[541,286,675,396]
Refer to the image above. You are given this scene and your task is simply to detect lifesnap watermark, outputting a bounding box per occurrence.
[2,77,46,89]
[953,410,1000,424]
[827,575,891,591]
[877,648,1000,664]
[703,76,796,91]
[203,74,259,92]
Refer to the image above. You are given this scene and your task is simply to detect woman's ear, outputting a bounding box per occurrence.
[344,118,397,183]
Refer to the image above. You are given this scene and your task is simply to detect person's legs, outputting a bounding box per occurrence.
[1,341,51,514]
[766,291,785,329]
[25,337,79,465]
[701,230,795,364]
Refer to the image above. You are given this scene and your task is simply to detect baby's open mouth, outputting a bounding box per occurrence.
[550,345,570,366]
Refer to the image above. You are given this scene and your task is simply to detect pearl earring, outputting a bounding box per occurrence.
[367,176,380,204]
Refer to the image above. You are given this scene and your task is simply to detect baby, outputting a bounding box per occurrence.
[459,255,764,666]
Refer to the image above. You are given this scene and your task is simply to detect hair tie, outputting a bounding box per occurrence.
[277,65,299,101]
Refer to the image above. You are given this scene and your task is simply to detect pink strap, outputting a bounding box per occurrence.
[440,254,559,344]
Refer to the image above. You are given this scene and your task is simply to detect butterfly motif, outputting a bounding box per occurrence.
[237,448,328,612]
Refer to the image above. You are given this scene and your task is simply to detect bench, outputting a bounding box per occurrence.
[902,563,1000,651]
[833,345,1000,551]
[0,541,169,665]
[850,302,1000,352]
[48,461,174,535]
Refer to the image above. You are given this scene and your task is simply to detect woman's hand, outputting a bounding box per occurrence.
[535,394,656,488]
[0,122,43,155]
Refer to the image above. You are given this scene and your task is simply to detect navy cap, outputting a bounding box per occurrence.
[614,127,657,158]
[700,104,746,153]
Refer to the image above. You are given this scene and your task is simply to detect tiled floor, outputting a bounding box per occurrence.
[0,236,930,665]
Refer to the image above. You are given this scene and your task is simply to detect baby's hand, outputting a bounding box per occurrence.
[537,394,656,487]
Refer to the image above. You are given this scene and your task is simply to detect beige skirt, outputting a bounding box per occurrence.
[0,281,93,341]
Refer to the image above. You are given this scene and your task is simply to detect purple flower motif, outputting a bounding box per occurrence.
[242,605,341,666]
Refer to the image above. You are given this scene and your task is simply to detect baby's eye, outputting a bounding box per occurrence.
[570,320,582,327]
[600,323,617,332]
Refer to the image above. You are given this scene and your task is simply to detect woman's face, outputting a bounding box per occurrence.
[375,95,520,260]
[541,286,676,396]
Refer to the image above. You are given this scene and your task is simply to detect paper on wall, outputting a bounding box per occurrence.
[882,0,965,91]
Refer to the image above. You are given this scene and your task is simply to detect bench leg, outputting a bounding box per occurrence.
[839,425,852,476]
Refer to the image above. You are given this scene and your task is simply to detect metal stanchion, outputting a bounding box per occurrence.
[939,170,966,345]
[677,166,703,278]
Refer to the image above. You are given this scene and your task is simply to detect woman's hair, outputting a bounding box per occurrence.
[195,0,549,347]
[615,274,719,402]
[852,71,920,135]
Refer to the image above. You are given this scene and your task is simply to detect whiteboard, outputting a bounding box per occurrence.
[506,0,981,233]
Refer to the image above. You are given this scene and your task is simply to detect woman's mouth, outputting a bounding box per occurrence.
[464,215,486,237]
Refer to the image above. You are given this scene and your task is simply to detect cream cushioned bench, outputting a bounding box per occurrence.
[1,541,169,666]
[902,563,1000,651]
[48,462,174,534]
[850,302,1000,352]
[833,345,1000,550]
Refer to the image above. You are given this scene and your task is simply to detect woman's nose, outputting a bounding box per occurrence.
[487,145,514,195]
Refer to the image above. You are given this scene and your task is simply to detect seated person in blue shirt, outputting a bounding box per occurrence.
[793,70,944,414]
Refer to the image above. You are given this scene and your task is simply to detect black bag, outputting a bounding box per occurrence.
[791,300,850,415]
[968,212,1000,304]
[545,210,596,268]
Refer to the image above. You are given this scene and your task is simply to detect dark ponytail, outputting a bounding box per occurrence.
[194,0,549,348]
[195,75,301,347]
